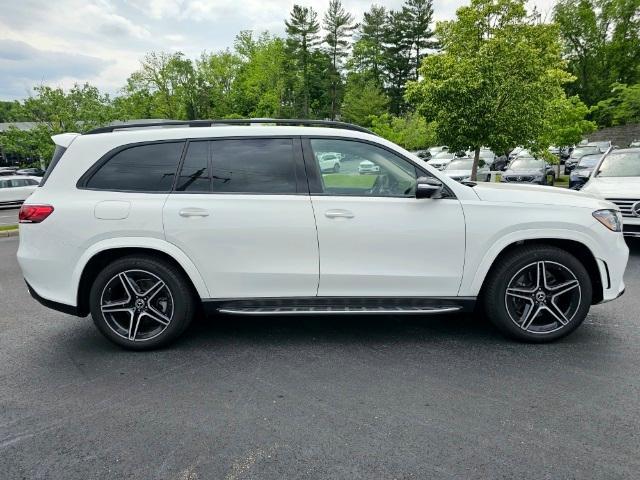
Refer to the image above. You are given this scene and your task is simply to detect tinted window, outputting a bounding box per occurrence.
[40,145,67,186]
[86,142,184,192]
[310,139,417,197]
[176,141,210,192]
[210,138,297,194]
[0,180,7,188]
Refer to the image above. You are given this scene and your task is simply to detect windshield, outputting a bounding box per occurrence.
[577,154,600,168]
[447,158,474,170]
[509,158,544,170]
[571,146,599,158]
[596,151,640,177]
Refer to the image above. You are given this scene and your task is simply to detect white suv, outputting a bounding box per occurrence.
[17,120,629,350]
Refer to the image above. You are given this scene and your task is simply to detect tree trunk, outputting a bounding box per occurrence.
[471,146,480,181]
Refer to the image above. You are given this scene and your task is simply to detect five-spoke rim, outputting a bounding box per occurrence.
[504,261,582,334]
[100,269,174,342]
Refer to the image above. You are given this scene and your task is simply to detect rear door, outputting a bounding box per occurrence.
[163,137,319,298]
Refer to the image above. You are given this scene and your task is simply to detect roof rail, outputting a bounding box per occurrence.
[84,118,376,136]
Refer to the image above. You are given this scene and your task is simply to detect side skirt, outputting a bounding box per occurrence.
[202,297,476,316]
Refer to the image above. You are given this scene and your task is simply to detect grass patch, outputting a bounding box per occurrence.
[0,225,17,232]
[322,174,377,189]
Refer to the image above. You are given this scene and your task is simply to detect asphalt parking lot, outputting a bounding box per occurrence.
[0,207,19,226]
[1,235,639,479]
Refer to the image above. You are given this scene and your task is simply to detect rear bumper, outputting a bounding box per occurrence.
[26,281,83,317]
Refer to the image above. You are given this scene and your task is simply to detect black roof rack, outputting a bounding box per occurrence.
[84,118,376,136]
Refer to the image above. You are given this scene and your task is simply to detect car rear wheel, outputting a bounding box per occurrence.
[89,255,196,350]
[333,163,340,173]
[483,245,592,342]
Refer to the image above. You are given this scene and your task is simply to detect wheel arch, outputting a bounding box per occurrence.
[73,239,209,316]
[476,238,604,305]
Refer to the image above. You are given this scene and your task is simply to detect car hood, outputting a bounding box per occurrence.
[581,177,640,198]
[471,182,613,209]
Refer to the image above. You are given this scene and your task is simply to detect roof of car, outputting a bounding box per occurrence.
[0,175,40,181]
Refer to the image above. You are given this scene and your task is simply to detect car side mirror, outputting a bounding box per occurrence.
[416,176,443,199]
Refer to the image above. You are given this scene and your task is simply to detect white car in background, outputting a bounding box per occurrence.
[427,151,456,170]
[581,148,640,238]
[318,152,341,173]
[358,159,380,174]
[0,176,40,207]
[444,157,491,182]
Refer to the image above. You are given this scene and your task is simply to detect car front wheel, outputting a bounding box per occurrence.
[89,255,196,350]
[483,245,592,342]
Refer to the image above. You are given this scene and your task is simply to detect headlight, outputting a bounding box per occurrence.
[593,209,623,232]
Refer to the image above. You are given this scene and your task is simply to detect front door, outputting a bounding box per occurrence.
[163,137,319,298]
[305,138,466,298]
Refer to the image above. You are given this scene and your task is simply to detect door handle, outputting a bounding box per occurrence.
[179,208,209,218]
[324,209,354,219]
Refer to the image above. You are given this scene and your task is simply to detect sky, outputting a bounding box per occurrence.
[0,0,556,101]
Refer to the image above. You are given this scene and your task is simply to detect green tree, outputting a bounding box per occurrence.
[232,32,294,118]
[121,51,199,120]
[542,95,597,148]
[323,0,357,119]
[0,101,23,122]
[590,83,640,126]
[554,0,640,105]
[196,50,243,118]
[402,0,437,80]
[341,74,389,126]
[382,10,413,114]
[350,5,387,86]
[0,83,115,163]
[370,112,437,150]
[286,5,321,117]
[407,0,581,180]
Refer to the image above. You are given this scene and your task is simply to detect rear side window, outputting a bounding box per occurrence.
[86,142,184,192]
[210,138,297,194]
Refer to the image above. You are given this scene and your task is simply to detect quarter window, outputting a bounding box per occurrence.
[86,142,184,192]
[310,139,418,197]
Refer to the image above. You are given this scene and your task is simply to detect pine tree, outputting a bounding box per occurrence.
[351,5,387,86]
[285,5,321,117]
[382,10,412,114]
[402,0,436,80]
[323,0,357,120]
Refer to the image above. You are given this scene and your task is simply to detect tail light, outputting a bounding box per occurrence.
[19,205,54,223]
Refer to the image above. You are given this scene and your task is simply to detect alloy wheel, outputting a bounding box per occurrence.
[100,269,174,342]
[504,261,582,334]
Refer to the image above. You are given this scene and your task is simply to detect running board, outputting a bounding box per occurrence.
[218,306,462,315]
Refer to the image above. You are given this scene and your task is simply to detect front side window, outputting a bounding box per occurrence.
[86,142,184,192]
[310,139,417,197]
[210,138,297,194]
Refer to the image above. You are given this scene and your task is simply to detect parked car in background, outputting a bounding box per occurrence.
[569,153,602,189]
[629,140,640,148]
[581,147,640,238]
[478,149,497,169]
[16,168,45,177]
[427,150,456,171]
[0,167,19,176]
[428,146,448,157]
[444,157,491,182]
[358,159,380,174]
[412,150,431,160]
[564,145,602,174]
[0,176,41,206]
[318,152,341,172]
[508,147,525,161]
[501,157,555,186]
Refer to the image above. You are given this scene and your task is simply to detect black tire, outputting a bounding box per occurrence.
[89,255,196,350]
[333,163,340,173]
[483,245,592,342]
